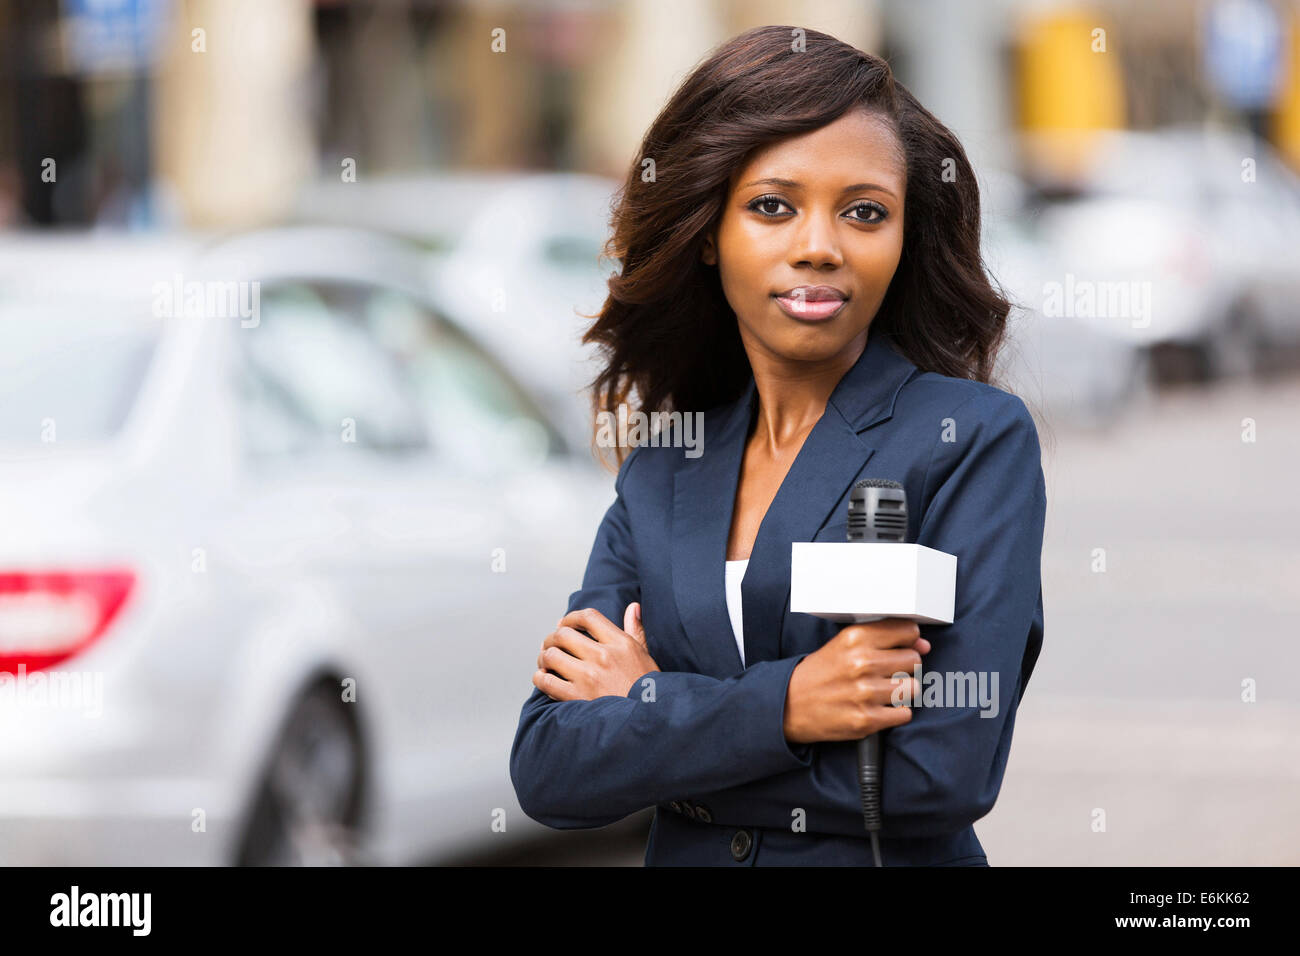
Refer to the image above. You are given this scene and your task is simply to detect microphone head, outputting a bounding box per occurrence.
[848,478,908,542]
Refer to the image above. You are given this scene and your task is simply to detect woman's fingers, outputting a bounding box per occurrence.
[559,607,625,643]
[870,647,925,679]
[542,626,601,661]
[540,643,589,684]
[874,618,923,648]
[533,669,577,702]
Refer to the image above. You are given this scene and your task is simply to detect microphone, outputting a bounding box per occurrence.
[849,478,908,544]
[789,478,958,867]
[847,479,906,866]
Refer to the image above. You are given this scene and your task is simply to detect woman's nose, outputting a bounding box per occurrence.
[787,211,844,269]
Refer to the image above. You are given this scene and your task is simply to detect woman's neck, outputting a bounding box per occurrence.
[745,327,868,455]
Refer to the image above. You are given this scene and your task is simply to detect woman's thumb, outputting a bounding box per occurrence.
[624,602,646,644]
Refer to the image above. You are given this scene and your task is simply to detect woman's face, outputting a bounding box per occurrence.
[703,109,906,364]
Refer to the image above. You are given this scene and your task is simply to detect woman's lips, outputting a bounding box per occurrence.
[773,294,847,321]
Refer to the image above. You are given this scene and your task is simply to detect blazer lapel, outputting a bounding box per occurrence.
[740,404,873,664]
[671,377,756,677]
[671,331,920,674]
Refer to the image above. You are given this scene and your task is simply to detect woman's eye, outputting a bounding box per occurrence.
[748,196,789,217]
[848,202,888,224]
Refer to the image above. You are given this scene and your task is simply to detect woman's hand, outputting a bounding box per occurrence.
[533,603,660,702]
[783,618,931,744]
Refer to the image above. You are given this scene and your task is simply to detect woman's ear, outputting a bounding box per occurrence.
[701,231,717,266]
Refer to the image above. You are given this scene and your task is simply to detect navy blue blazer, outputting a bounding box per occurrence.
[510,331,1046,866]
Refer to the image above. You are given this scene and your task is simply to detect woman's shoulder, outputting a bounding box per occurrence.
[608,396,741,489]
[895,370,1038,438]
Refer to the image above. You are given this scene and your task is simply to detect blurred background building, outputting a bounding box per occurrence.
[4,0,1300,229]
[2,0,1300,227]
[1,0,1297,866]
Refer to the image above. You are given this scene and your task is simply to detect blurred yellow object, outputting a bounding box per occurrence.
[1274,6,1300,173]
[1015,6,1126,187]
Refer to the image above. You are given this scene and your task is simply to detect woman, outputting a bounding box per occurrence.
[509,25,1046,866]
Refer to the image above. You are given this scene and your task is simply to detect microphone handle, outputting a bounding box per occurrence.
[856,733,883,832]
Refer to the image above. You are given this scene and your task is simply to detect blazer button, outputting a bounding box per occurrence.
[681,803,697,820]
[730,829,752,862]
[668,801,683,814]
[695,804,713,824]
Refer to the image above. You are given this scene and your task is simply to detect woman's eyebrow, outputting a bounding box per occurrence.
[740,177,898,198]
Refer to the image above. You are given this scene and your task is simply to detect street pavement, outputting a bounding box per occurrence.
[982,371,1300,865]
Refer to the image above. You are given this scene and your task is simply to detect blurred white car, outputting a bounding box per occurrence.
[1030,126,1300,379]
[0,227,613,865]
[981,175,1149,428]
[295,172,621,450]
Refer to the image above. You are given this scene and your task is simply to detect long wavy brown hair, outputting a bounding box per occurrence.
[583,25,1015,468]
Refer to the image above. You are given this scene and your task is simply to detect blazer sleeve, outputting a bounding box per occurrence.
[508,445,815,830]
[688,390,1047,839]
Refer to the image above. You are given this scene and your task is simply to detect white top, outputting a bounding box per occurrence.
[725,558,750,667]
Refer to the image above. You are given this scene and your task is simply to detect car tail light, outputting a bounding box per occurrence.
[0,570,135,675]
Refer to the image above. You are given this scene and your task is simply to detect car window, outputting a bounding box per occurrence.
[235,283,429,461]
[0,302,159,446]
[543,235,606,272]
[360,288,562,471]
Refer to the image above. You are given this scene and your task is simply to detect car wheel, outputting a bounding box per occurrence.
[235,682,367,866]
[1149,341,1209,385]
[1204,302,1266,381]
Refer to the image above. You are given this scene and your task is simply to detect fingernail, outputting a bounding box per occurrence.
[635,604,642,621]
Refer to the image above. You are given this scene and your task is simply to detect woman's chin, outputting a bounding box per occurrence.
[766,326,864,364]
